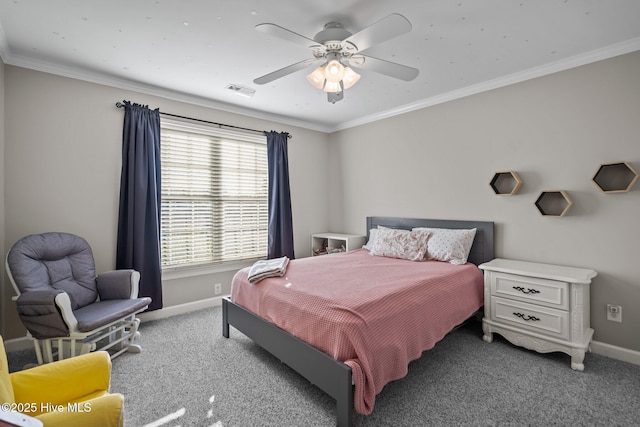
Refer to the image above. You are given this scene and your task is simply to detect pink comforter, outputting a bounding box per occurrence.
[231,249,484,414]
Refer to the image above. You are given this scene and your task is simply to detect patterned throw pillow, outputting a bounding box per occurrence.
[369,227,431,261]
[413,228,477,265]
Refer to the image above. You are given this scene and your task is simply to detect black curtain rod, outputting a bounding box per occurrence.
[115,101,291,138]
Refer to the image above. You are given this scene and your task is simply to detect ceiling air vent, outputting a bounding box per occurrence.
[225,84,256,98]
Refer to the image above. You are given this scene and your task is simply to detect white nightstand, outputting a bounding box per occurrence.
[311,233,366,256]
[479,258,597,371]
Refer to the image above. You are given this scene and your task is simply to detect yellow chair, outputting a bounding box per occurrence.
[0,336,123,427]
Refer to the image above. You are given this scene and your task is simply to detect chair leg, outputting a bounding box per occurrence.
[33,338,60,364]
[125,317,142,353]
[126,344,142,353]
[43,339,54,363]
[33,338,44,365]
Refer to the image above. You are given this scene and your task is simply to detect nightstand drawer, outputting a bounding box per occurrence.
[491,272,568,310]
[492,297,569,339]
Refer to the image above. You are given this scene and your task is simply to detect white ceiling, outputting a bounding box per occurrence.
[1,0,639,133]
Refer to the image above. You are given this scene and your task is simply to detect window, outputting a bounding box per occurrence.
[160,119,268,269]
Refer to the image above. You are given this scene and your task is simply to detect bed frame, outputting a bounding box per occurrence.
[222,217,494,427]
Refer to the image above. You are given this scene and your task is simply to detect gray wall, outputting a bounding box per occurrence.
[1,52,638,354]
[327,51,640,352]
[1,66,329,339]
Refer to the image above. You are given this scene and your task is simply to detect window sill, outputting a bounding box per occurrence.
[162,258,262,280]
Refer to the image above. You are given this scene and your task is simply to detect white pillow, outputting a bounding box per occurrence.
[370,226,431,261]
[362,228,379,251]
[412,227,477,265]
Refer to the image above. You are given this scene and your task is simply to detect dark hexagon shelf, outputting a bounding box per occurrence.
[592,162,638,193]
[490,171,523,195]
[535,190,573,217]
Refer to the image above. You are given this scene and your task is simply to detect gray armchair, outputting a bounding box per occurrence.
[6,232,151,364]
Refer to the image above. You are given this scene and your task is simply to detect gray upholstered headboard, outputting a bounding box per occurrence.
[366,216,495,266]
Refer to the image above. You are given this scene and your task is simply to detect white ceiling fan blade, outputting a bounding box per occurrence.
[254,58,324,85]
[350,55,419,81]
[343,13,412,53]
[255,23,317,48]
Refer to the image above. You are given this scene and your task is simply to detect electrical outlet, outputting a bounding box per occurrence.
[607,304,622,323]
[214,283,222,295]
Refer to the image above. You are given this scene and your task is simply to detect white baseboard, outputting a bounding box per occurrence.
[137,295,225,323]
[590,340,640,366]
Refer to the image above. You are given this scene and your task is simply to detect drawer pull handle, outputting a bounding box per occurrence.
[513,286,540,295]
[513,312,540,322]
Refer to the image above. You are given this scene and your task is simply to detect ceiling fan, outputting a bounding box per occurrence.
[253,13,420,103]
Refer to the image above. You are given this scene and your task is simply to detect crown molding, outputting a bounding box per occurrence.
[0,22,9,63]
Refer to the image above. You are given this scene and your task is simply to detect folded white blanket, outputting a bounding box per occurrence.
[247,256,290,283]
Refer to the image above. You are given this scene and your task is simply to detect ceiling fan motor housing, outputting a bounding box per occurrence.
[314,22,352,44]
[312,22,358,61]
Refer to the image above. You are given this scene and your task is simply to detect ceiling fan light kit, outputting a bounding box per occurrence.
[325,58,345,82]
[306,62,361,97]
[254,13,419,104]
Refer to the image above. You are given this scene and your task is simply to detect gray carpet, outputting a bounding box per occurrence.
[7,306,640,426]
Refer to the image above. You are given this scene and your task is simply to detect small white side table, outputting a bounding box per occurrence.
[311,233,366,256]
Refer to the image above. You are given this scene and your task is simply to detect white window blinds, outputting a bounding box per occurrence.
[160,119,268,268]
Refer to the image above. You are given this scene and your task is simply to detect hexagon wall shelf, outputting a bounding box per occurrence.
[535,190,573,217]
[490,171,523,195]
[592,162,638,193]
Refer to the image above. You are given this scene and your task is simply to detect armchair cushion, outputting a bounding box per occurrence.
[73,298,151,332]
[7,233,98,310]
[11,351,112,410]
[15,290,70,339]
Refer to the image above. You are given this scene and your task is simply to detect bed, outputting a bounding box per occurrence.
[222,217,494,426]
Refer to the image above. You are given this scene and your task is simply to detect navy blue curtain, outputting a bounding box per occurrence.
[266,131,295,259]
[116,101,163,311]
